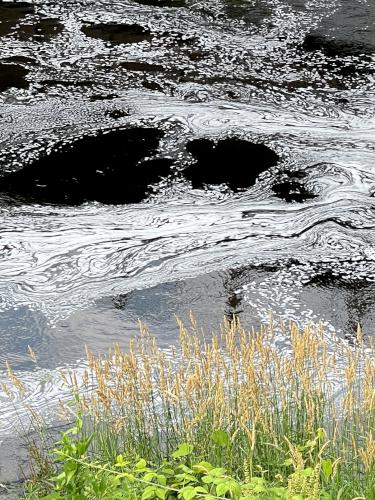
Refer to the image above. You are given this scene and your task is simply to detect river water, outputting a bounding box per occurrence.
[0,0,374,484]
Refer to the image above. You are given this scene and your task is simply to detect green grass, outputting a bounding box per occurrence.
[5,317,375,499]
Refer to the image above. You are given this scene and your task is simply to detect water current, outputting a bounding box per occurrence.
[0,0,374,485]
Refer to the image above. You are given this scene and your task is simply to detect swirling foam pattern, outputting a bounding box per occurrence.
[0,0,375,442]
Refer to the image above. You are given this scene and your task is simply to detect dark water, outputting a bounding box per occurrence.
[0,0,374,477]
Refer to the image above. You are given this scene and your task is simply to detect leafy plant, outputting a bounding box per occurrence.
[25,420,340,500]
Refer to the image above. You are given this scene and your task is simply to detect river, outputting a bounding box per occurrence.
[0,0,374,489]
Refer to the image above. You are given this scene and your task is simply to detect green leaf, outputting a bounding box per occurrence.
[180,486,197,500]
[268,486,289,498]
[216,482,230,496]
[299,467,314,477]
[161,467,175,476]
[117,472,135,482]
[305,439,317,449]
[217,479,241,497]
[321,459,333,479]
[50,471,66,483]
[175,472,197,483]
[156,487,167,499]
[172,443,194,458]
[178,464,194,474]
[194,486,208,494]
[137,458,148,469]
[116,454,125,466]
[144,471,158,482]
[243,478,267,494]
[208,467,226,477]
[192,461,213,474]
[77,433,94,456]
[63,461,77,485]
[157,474,167,486]
[212,430,230,448]
[142,485,157,500]
[316,428,326,440]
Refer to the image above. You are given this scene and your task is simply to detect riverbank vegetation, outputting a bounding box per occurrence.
[6,317,375,499]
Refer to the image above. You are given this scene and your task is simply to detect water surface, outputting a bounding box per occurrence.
[0,0,374,471]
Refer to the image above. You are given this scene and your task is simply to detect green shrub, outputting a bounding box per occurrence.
[24,415,337,500]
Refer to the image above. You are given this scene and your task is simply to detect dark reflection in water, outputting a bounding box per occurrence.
[184,138,279,191]
[0,268,265,372]
[133,0,186,7]
[0,127,173,204]
[303,0,375,57]
[16,18,63,42]
[0,2,34,37]
[82,23,152,45]
[0,63,29,92]
[222,268,247,318]
[224,0,272,25]
[303,271,375,342]
[2,265,375,374]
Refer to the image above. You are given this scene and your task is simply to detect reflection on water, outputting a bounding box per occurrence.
[1,263,375,373]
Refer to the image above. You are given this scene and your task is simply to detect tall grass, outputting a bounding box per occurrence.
[50,316,375,498]
[4,316,375,498]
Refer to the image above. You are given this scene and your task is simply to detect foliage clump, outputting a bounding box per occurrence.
[5,317,374,499]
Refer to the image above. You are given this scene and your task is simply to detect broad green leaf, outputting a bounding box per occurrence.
[321,459,333,479]
[180,486,197,500]
[208,468,226,477]
[192,461,213,474]
[116,472,135,482]
[161,468,175,476]
[142,485,157,500]
[175,472,197,483]
[194,486,208,494]
[172,443,194,458]
[178,464,194,474]
[299,467,314,477]
[157,474,167,486]
[144,471,158,482]
[115,454,126,467]
[216,482,230,496]
[156,487,167,499]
